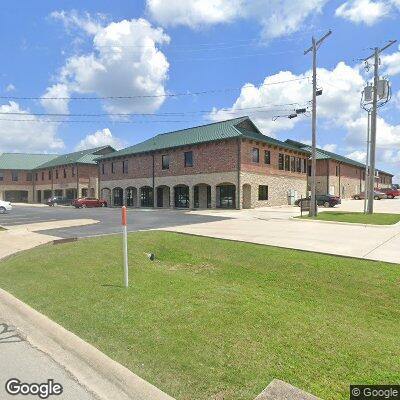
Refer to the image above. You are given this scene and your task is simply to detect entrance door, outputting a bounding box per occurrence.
[174,186,189,208]
[37,191,42,203]
[157,187,163,207]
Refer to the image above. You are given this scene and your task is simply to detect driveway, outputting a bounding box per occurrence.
[0,205,231,238]
[1,200,399,264]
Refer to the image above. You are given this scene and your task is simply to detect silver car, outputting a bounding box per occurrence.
[353,191,387,200]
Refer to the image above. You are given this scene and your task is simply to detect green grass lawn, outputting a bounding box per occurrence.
[297,211,400,225]
[0,231,399,400]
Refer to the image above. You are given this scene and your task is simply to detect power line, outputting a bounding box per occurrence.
[0,77,309,101]
[0,102,307,118]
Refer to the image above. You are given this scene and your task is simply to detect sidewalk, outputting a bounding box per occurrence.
[163,216,400,263]
[0,219,98,260]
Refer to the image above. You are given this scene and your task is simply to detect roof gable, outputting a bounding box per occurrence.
[35,146,115,169]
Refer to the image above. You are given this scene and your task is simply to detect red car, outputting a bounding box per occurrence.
[72,197,107,208]
[379,188,400,199]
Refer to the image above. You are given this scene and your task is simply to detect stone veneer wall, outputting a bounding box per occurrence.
[0,185,34,203]
[240,172,307,208]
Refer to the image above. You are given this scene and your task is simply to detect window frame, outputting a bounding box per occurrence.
[258,185,269,201]
[11,170,18,182]
[278,154,284,170]
[184,151,193,167]
[162,154,170,170]
[264,150,271,165]
[122,160,128,174]
[252,147,260,163]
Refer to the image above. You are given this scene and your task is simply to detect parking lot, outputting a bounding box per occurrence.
[0,205,230,238]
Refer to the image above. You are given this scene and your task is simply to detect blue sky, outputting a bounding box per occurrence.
[0,0,399,180]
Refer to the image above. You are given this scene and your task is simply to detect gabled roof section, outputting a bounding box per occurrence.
[99,117,310,161]
[0,153,57,170]
[285,139,393,176]
[35,146,115,169]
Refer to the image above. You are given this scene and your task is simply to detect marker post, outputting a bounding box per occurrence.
[122,206,129,288]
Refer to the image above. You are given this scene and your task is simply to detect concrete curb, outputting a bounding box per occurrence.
[290,216,400,228]
[0,288,175,400]
[254,379,320,399]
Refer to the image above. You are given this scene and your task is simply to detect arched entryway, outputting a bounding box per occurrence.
[112,187,123,207]
[193,183,211,208]
[140,186,154,207]
[126,187,137,207]
[242,184,252,209]
[101,188,111,205]
[216,183,236,209]
[174,184,189,208]
[156,185,170,208]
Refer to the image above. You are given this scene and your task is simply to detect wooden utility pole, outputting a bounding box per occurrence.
[304,30,332,217]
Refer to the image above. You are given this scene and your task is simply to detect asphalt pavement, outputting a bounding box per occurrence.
[0,322,96,400]
[0,205,230,238]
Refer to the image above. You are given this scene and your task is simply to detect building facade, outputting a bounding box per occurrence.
[98,117,310,209]
[0,146,114,203]
[286,140,393,198]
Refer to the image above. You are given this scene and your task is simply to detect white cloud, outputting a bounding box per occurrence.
[0,102,64,152]
[345,116,400,149]
[322,143,337,152]
[335,0,390,25]
[50,10,105,35]
[41,83,70,114]
[209,62,364,135]
[146,0,328,39]
[346,150,367,162]
[146,0,242,27]
[50,13,170,114]
[381,46,400,76]
[75,128,123,150]
[5,84,15,92]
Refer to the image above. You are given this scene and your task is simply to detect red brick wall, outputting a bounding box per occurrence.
[100,140,239,181]
[240,139,308,178]
[35,165,79,185]
[0,169,33,186]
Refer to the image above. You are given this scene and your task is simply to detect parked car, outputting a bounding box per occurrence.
[47,196,72,206]
[353,191,387,200]
[379,187,400,199]
[72,197,107,208]
[0,200,12,214]
[295,194,341,208]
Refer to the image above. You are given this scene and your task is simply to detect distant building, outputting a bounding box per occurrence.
[286,140,393,198]
[0,146,114,203]
[0,117,394,207]
[98,117,310,209]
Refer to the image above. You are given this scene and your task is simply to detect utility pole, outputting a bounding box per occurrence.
[363,110,371,214]
[363,40,397,214]
[304,30,332,217]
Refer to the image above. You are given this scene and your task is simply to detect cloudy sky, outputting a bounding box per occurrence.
[0,1,399,180]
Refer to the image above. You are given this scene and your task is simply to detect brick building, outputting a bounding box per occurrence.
[0,146,114,203]
[98,117,311,209]
[286,140,393,198]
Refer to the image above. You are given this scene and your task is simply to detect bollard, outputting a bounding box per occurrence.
[122,206,128,288]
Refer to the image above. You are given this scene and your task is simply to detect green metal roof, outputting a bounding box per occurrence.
[285,139,394,176]
[36,146,113,169]
[99,117,310,161]
[0,153,57,170]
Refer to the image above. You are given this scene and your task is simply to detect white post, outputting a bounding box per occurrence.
[122,206,128,288]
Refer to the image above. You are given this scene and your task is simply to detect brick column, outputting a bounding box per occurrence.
[170,187,175,208]
[189,186,195,209]
[211,185,217,208]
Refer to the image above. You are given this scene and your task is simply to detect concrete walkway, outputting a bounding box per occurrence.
[0,219,98,259]
[165,201,400,264]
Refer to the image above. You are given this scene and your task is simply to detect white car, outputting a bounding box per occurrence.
[0,200,12,214]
